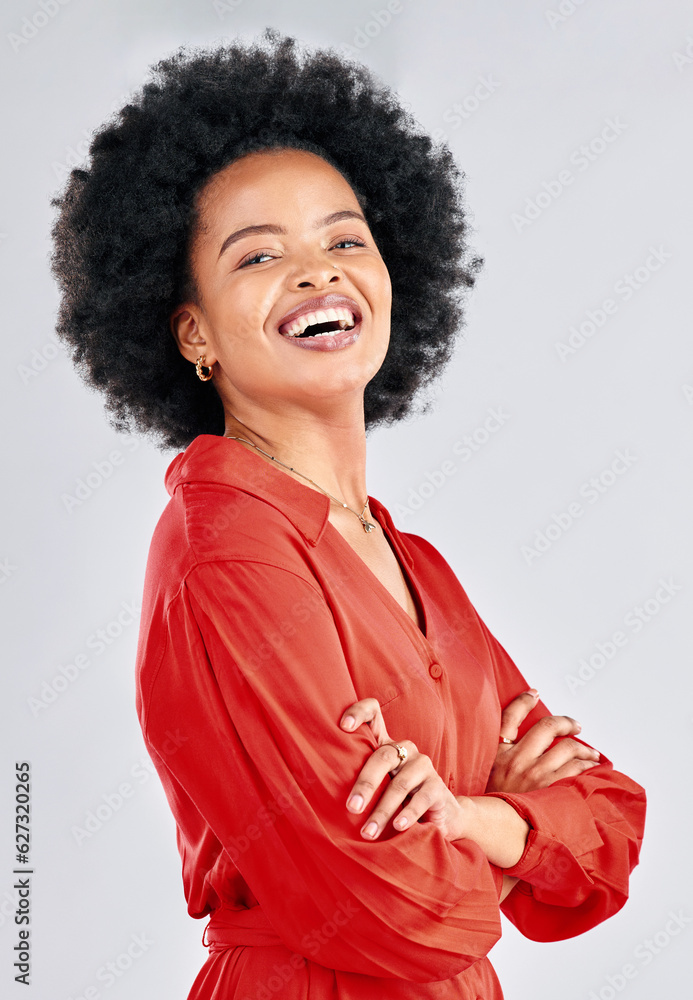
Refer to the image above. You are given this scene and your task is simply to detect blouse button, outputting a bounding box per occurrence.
[428,661,443,680]
[448,775,455,792]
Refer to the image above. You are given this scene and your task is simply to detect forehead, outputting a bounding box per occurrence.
[195,149,360,230]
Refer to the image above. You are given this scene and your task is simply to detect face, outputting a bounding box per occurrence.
[171,148,392,423]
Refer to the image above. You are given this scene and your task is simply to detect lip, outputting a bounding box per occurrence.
[279,321,362,352]
[276,293,363,334]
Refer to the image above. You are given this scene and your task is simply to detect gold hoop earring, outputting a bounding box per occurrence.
[195,355,214,381]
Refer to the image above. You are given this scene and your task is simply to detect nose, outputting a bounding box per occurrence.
[289,252,342,290]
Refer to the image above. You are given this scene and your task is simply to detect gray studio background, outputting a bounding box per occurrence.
[2,0,691,997]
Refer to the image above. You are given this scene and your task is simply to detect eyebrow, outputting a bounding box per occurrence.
[217,210,368,260]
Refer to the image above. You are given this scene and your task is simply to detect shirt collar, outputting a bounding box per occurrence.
[164,434,408,563]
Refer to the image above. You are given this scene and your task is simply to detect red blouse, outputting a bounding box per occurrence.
[135,434,646,999]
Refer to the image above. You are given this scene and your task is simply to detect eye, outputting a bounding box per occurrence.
[238,250,277,268]
[330,237,367,250]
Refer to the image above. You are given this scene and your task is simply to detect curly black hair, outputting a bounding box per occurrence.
[50,29,483,451]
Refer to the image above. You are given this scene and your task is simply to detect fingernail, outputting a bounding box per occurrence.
[362,822,378,838]
[526,689,539,698]
[347,794,364,812]
[394,815,408,830]
[342,716,356,730]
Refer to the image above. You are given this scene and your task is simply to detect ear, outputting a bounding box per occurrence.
[169,304,217,366]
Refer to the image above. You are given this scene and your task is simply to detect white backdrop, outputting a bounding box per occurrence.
[2,1,691,997]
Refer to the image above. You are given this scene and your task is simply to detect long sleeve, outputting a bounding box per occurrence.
[138,558,506,983]
[475,613,647,941]
[396,528,646,943]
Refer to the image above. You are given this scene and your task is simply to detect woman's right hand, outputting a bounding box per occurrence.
[486,690,602,795]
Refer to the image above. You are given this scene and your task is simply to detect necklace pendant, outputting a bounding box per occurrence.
[361,519,374,533]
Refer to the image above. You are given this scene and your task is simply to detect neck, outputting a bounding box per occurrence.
[222,397,369,512]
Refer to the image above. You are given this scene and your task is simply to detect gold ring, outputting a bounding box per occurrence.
[498,736,515,745]
[387,743,408,771]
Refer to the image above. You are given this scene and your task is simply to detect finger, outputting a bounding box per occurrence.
[513,715,582,758]
[340,698,390,744]
[391,776,453,833]
[346,740,418,816]
[547,758,602,783]
[358,759,436,839]
[538,738,601,774]
[499,690,540,742]
[388,780,441,835]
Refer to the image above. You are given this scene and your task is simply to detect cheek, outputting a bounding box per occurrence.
[211,282,274,348]
[374,262,392,312]
[355,259,392,318]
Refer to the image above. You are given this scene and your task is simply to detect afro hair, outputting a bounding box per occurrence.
[50,28,483,451]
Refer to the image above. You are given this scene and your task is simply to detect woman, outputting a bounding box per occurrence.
[50,31,645,999]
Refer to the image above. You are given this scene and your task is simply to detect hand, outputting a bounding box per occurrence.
[340,698,531,869]
[339,698,465,842]
[486,689,602,795]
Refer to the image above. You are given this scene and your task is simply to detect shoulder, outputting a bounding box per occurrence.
[399,529,449,565]
[395,522,469,594]
[136,479,323,705]
[144,479,318,594]
[145,433,330,588]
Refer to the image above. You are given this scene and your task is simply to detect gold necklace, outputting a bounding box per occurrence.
[224,435,376,533]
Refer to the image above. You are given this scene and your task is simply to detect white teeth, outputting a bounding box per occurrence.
[281,306,356,337]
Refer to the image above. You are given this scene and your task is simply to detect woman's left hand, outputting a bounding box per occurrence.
[339,698,465,842]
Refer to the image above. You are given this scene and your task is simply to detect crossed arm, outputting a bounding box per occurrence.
[144,558,644,969]
[338,690,603,895]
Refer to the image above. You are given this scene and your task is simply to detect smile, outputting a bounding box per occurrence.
[276,294,363,352]
[279,317,362,352]
[280,306,356,338]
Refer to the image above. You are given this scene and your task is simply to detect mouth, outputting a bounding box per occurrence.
[278,306,361,339]
[276,296,363,353]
